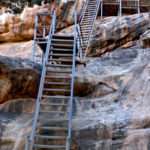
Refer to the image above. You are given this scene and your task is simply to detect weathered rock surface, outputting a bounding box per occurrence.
[0,45,150,150]
[87,13,150,56]
[0,111,32,150]
[0,5,51,42]
[0,41,42,62]
[0,39,46,65]
[0,0,31,13]
[0,0,85,43]
[73,46,150,149]
[140,29,150,48]
[0,99,34,150]
[0,56,40,104]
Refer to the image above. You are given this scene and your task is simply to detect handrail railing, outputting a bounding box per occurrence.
[79,0,89,22]
[25,11,56,150]
[76,24,84,59]
[66,6,77,150]
[32,14,39,65]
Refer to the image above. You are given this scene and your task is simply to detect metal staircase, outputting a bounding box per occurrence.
[25,10,77,150]
[26,0,101,149]
[78,0,101,58]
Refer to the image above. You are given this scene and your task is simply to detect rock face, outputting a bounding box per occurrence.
[0,0,84,43]
[73,46,150,150]
[87,13,150,56]
[0,45,150,150]
[0,56,40,104]
[0,0,31,13]
[0,41,43,62]
[0,5,51,42]
[140,29,150,48]
[0,99,33,150]
[0,40,46,65]
[0,2,150,150]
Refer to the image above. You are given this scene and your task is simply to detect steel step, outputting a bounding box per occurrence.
[46,64,72,68]
[40,102,68,107]
[80,24,93,27]
[80,25,92,29]
[43,88,70,92]
[51,48,73,52]
[45,75,71,79]
[82,19,94,23]
[46,69,72,73]
[51,43,73,48]
[80,22,91,25]
[82,15,95,19]
[33,144,66,149]
[53,34,74,39]
[39,110,66,114]
[39,126,67,131]
[48,58,72,63]
[42,95,70,99]
[52,39,74,43]
[35,41,48,44]
[38,117,68,122]
[48,53,73,57]
[44,81,70,86]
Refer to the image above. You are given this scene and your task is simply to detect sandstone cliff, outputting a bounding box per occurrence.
[87,13,150,56]
[0,1,150,150]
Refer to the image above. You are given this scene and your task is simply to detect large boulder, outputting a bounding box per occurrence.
[0,41,42,61]
[87,13,150,56]
[0,56,40,104]
[72,46,150,149]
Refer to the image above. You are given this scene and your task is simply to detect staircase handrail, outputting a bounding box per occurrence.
[79,0,89,22]
[66,7,77,150]
[76,24,84,59]
[32,14,39,64]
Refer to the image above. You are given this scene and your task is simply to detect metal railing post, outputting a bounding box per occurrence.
[101,0,103,19]
[119,0,122,17]
[32,15,38,65]
[66,5,77,150]
[137,0,140,14]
